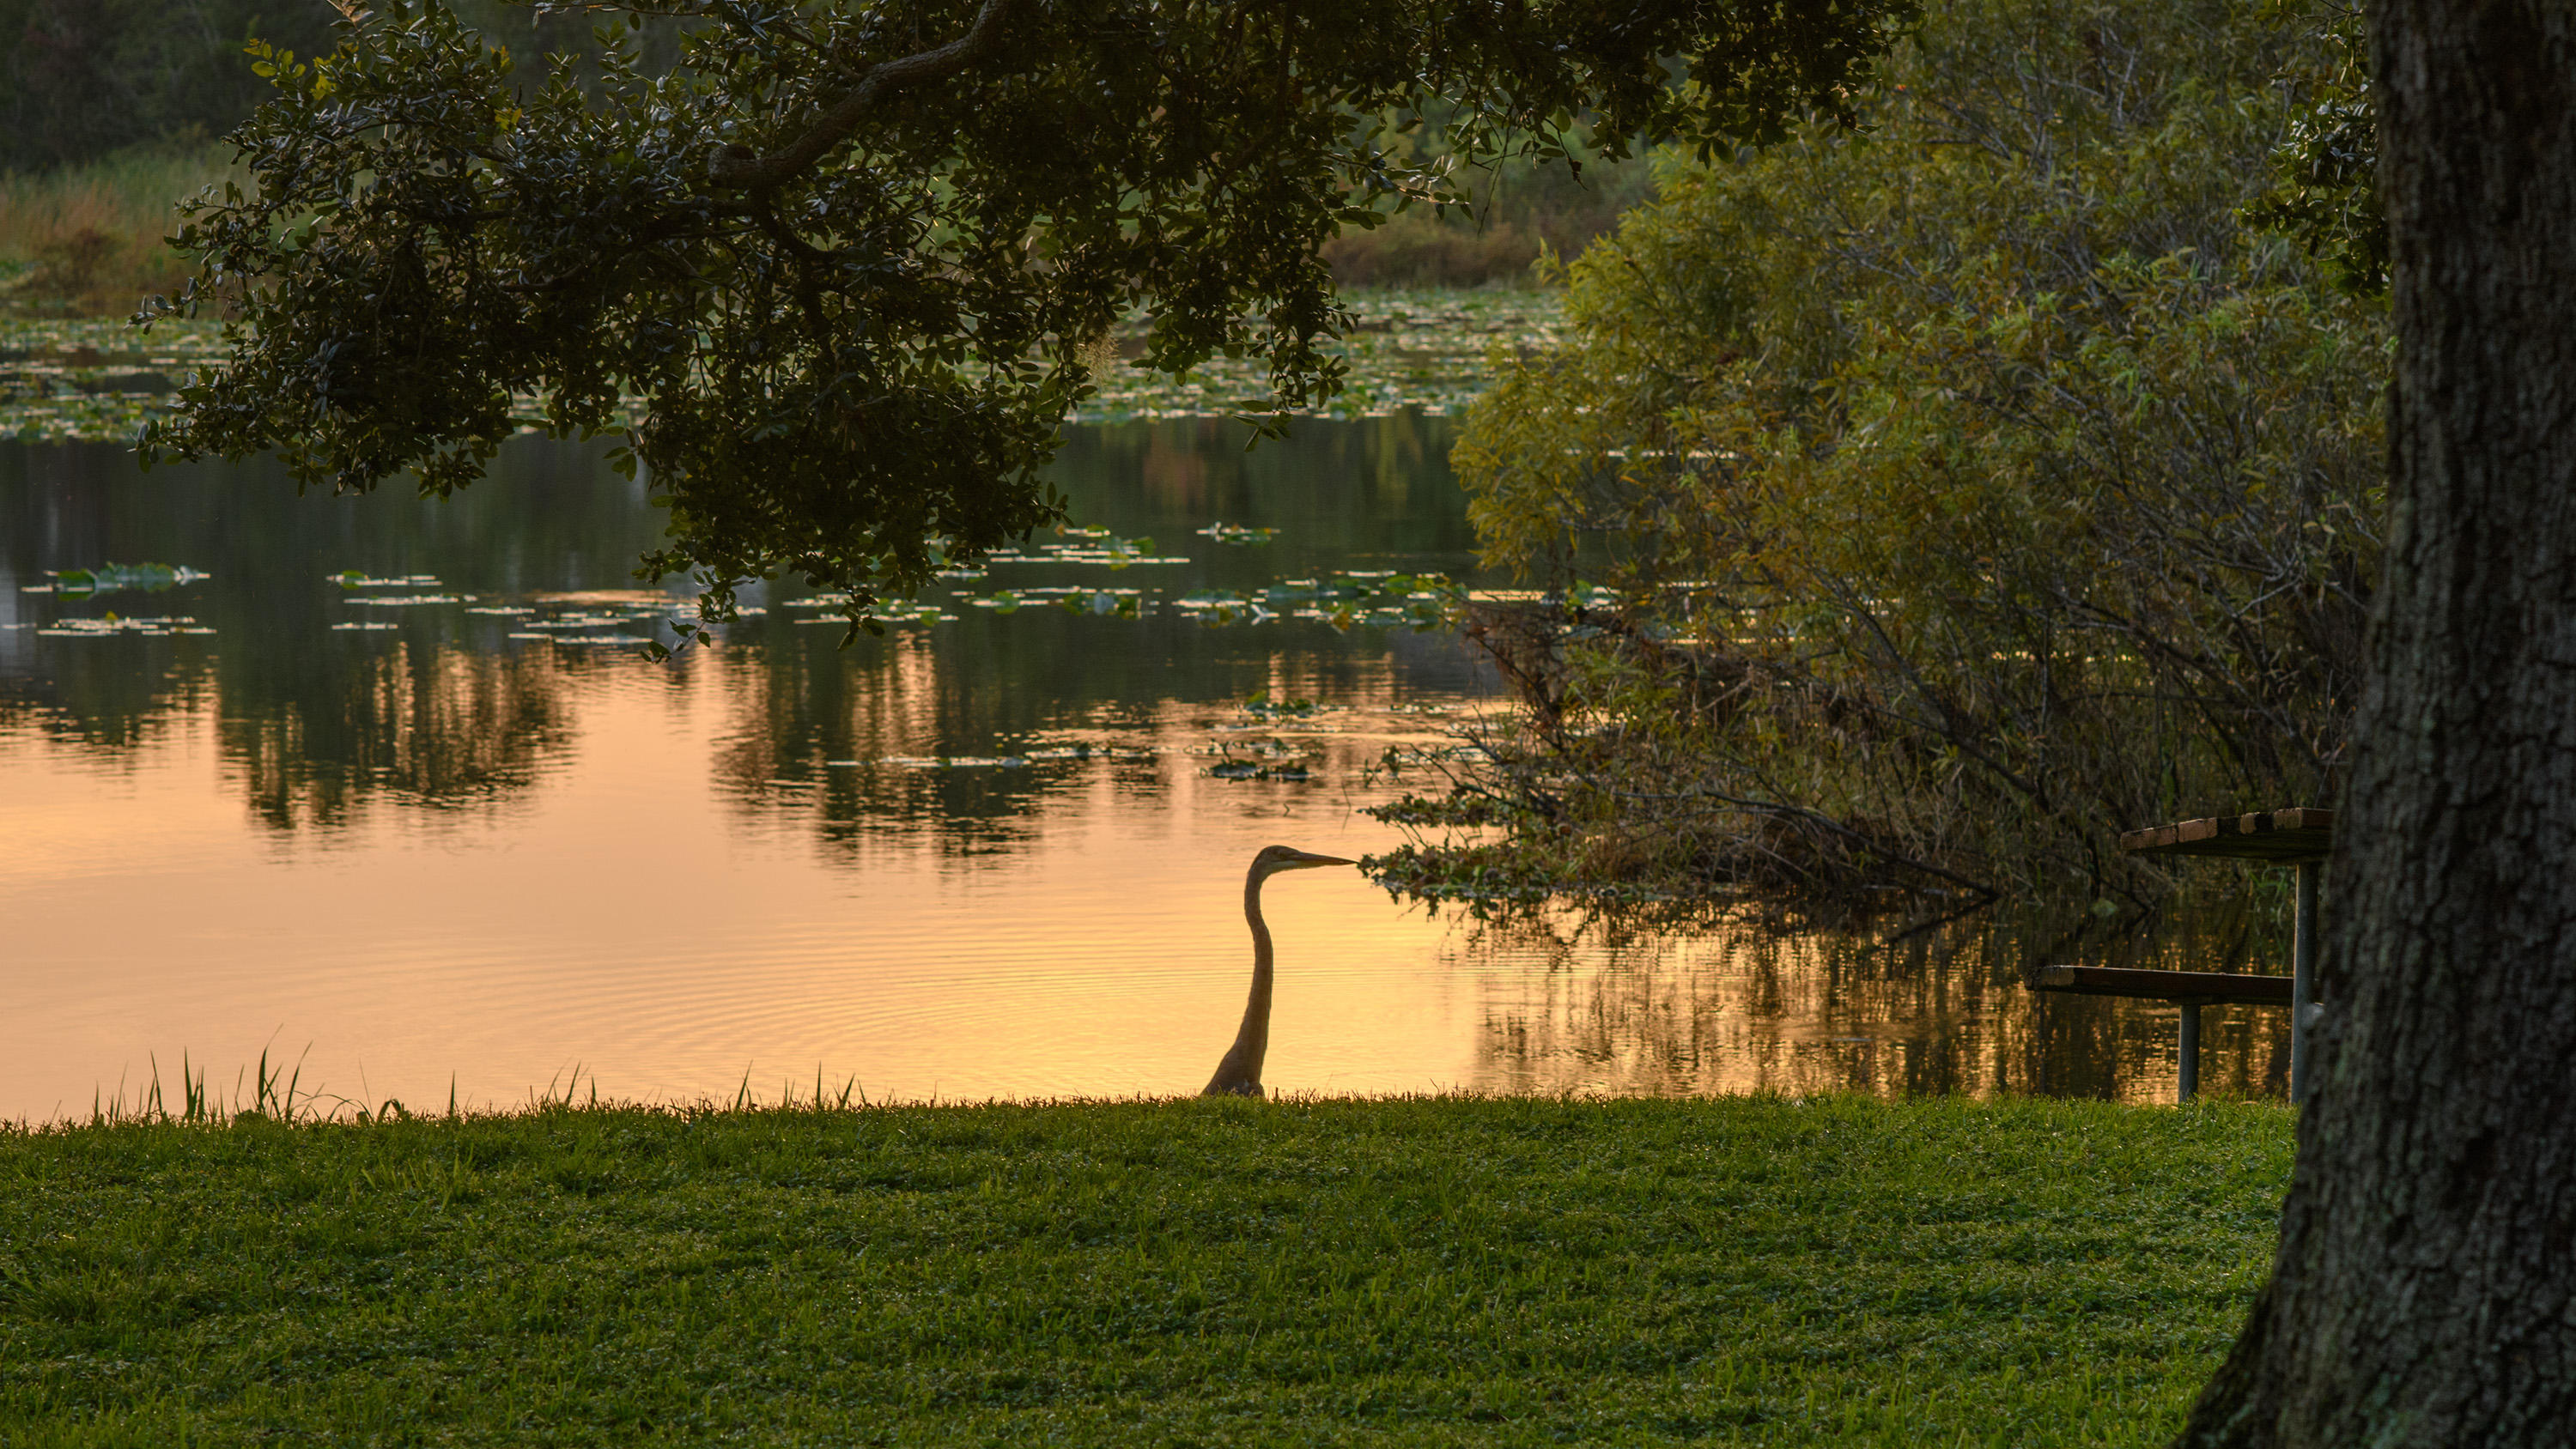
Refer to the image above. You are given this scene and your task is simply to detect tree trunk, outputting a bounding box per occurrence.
[2178,2,2576,1443]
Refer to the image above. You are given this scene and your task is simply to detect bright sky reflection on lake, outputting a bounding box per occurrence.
[0,420,2291,1119]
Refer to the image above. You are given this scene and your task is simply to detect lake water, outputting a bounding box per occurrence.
[0,420,2292,1119]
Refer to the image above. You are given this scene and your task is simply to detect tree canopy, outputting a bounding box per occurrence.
[138,0,1917,629]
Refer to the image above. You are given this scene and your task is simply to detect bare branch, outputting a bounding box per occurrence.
[709,0,1023,194]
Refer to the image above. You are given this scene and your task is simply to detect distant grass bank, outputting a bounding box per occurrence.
[0,146,242,316]
[0,142,1609,324]
[0,1094,2285,1446]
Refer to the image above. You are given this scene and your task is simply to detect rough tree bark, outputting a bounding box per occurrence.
[2178,1,2576,1444]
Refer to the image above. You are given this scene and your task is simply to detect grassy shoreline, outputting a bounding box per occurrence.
[1,1094,2287,1446]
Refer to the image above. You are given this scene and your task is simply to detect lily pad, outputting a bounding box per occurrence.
[328,571,440,590]
[51,562,208,597]
[1197,521,1279,545]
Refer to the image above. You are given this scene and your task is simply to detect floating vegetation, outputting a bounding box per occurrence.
[1192,737,1304,756]
[699,567,1460,636]
[1197,736,1318,781]
[2,291,1558,441]
[33,615,212,637]
[0,318,228,442]
[512,611,658,634]
[1197,521,1279,545]
[826,742,1157,767]
[932,585,1148,618]
[347,594,465,607]
[1239,694,1326,719]
[506,629,654,646]
[328,571,443,590]
[1023,743,1154,761]
[329,621,399,633]
[1174,571,1461,629]
[1071,288,1564,423]
[440,593,696,651]
[983,535,1188,567]
[1171,592,1275,624]
[1059,590,1142,617]
[787,596,953,625]
[1208,758,1315,782]
[46,563,210,597]
[529,589,695,609]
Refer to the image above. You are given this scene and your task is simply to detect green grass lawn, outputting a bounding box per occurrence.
[0,1094,2290,1446]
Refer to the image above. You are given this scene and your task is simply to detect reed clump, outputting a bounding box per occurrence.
[0,147,239,317]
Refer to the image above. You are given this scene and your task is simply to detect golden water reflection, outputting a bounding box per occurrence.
[1449,911,2291,1100]
[0,424,2294,1119]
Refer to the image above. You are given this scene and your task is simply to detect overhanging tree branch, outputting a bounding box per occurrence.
[708,0,1024,194]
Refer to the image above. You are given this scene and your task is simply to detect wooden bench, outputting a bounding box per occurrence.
[2031,809,2330,1103]
[2032,966,2294,1003]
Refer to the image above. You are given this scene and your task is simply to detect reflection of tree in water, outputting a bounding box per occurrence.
[1050,414,1472,561]
[0,643,218,752]
[708,583,1478,861]
[3,433,667,825]
[689,413,1504,867]
[1453,898,2294,1103]
[709,631,1055,858]
[2,627,580,832]
[221,642,575,830]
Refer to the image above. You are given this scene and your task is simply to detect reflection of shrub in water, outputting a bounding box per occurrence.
[1452,893,2293,1103]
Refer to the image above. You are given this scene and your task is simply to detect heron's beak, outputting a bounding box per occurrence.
[1284,851,1357,869]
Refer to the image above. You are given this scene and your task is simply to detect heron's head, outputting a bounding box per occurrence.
[1252,844,1357,877]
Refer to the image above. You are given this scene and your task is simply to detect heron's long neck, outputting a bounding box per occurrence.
[1225,865,1275,1070]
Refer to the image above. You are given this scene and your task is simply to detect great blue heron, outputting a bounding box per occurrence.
[1202,844,1357,1097]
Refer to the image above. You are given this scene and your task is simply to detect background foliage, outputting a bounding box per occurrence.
[1378,0,2388,904]
[0,0,335,173]
[0,0,694,173]
[135,0,1917,634]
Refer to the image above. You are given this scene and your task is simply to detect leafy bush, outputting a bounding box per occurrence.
[1389,0,2388,902]
[0,0,334,173]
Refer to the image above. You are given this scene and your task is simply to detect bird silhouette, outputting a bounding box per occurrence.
[1202,844,1357,1097]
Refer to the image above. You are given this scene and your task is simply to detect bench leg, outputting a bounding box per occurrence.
[2178,1003,2201,1104]
[2293,859,2318,1102]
